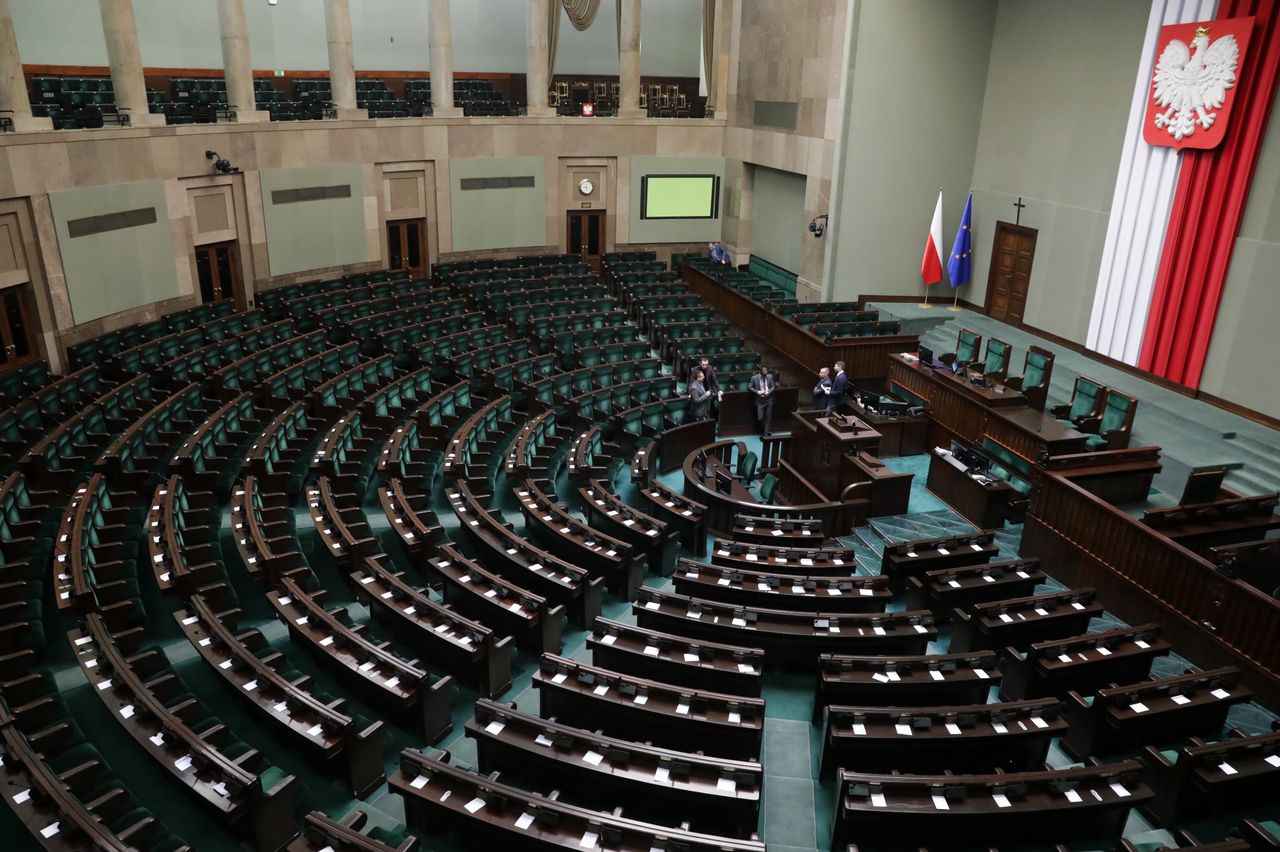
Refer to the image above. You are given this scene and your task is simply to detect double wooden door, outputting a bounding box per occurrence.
[387,218,428,278]
[0,285,39,373]
[985,222,1037,325]
[567,210,606,271]
[194,241,243,305]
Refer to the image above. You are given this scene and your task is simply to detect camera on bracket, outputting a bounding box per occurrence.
[808,214,828,238]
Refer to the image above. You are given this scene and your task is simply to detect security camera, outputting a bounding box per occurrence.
[808,214,829,238]
[205,150,240,175]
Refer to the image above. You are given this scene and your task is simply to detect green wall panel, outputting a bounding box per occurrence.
[261,165,368,277]
[449,157,548,252]
[48,180,180,324]
[750,165,806,274]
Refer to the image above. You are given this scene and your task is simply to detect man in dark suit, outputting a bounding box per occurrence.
[688,369,712,421]
[749,364,776,435]
[689,355,722,414]
[813,366,832,407]
[827,361,848,414]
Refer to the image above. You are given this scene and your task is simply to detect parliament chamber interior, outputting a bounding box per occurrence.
[2,1,1280,850]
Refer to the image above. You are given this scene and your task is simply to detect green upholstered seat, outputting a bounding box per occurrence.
[1160,749,1180,764]
[956,329,980,363]
[759,473,779,504]
[1085,433,1109,450]
[1057,376,1104,425]
[1099,392,1132,434]
[983,339,1010,376]
[1022,351,1048,390]
[1259,821,1280,839]
[738,451,759,485]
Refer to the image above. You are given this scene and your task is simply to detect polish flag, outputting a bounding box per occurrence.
[921,190,944,286]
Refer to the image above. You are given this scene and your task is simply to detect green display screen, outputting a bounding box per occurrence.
[641,175,720,219]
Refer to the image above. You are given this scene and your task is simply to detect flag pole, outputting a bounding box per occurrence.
[948,287,962,312]
[919,287,931,309]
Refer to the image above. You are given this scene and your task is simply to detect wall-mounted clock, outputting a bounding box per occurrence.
[578,178,595,196]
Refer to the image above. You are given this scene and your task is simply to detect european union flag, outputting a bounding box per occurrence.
[947,192,973,289]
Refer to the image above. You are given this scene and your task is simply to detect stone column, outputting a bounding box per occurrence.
[618,0,643,117]
[99,0,164,126]
[525,0,553,117]
[324,0,365,119]
[217,0,269,123]
[0,0,51,131]
[428,0,461,117]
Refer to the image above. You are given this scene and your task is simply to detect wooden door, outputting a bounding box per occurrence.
[194,241,243,306]
[985,222,1037,324]
[387,218,428,277]
[0,284,40,373]
[567,210,606,271]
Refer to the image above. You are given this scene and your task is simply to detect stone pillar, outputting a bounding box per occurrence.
[617,0,644,117]
[428,0,461,117]
[324,0,365,119]
[217,0,269,123]
[0,0,51,131]
[525,0,553,117]
[99,0,164,126]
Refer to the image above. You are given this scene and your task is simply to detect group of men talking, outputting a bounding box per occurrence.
[687,356,849,437]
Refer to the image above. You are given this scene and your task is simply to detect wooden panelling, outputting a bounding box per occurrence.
[1022,470,1280,707]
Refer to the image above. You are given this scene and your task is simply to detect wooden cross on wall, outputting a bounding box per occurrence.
[1013,196,1027,225]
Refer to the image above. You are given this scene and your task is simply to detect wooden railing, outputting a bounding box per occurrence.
[682,267,918,381]
[1023,469,1280,705]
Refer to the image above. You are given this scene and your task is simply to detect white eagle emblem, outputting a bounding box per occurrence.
[1152,26,1240,142]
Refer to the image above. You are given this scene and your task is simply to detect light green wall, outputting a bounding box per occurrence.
[48,180,180,324]
[1200,87,1280,420]
[260,165,367,277]
[749,165,806,274]
[828,0,996,301]
[449,157,548,252]
[629,156,725,244]
[966,0,1148,343]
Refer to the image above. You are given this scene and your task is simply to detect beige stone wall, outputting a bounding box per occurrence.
[723,0,848,302]
[0,116,727,366]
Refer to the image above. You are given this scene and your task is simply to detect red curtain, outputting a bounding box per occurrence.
[1138,1,1280,387]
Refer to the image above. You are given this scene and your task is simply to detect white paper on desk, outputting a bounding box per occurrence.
[307,724,323,737]
[906,551,918,558]
[515,812,535,830]
[792,585,805,594]
[1219,761,1238,776]
[983,574,997,583]
[1265,755,1280,768]
[717,577,730,586]
[675,703,690,715]
[463,797,486,814]
[1110,783,1131,798]
[582,750,604,766]
[551,672,568,684]
[1072,602,1086,610]
[801,558,814,566]
[871,793,887,808]
[991,793,1012,808]
[739,663,756,674]
[992,722,1008,734]
[598,634,616,647]
[410,775,429,789]
[886,671,901,681]
[1129,702,1149,714]
[972,668,990,679]
[946,723,962,735]
[731,617,747,627]
[1016,571,1029,579]
[1031,716,1050,729]
[683,653,700,663]
[728,711,741,724]
[1058,654,1073,663]
[999,613,1014,623]
[39,823,59,838]
[1171,694,1191,705]
[948,580,962,589]
[1064,789,1083,803]
[1212,688,1231,700]
[772,529,784,536]
[1135,640,1150,649]
[654,767,670,782]
[1098,647,1112,656]
[757,582,770,592]
[872,673,889,683]
[645,600,660,610]
[1034,608,1049,617]
[937,548,950,556]
[931,795,950,810]
[971,543,983,552]
[633,694,648,705]
[833,558,845,565]
[593,684,609,697]
[533,733,555,747]
[895,724,913,736]
[485,721,505,735]
[851,723,867,736]
[717,777,738,793]
[873,626,887,636]
[931,670,946,681]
